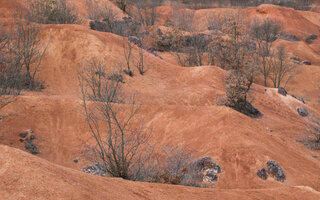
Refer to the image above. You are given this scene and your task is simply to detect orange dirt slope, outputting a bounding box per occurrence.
[0,1,320,200]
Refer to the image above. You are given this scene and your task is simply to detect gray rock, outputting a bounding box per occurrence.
[305,34,317,44]
[19,131,28,138]
[24,139,39,155]
[267,160,286,182]
[278,87,287,96]
[30,134,36,140]
[302,60,311,65]
[82,162,107,176]
[280,33,300,42]
[289,56,301,62]
[191,157,223,182]
[257,167,268,180]
[297,107,308,117]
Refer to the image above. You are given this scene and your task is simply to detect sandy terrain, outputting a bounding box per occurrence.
[0,1,319,199]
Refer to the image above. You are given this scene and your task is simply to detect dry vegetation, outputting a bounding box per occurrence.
[0,0,320,198]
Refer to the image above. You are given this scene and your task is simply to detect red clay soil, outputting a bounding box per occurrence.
[0,1,320,199]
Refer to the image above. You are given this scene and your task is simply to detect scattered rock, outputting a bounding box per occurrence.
[267,160,286,182]
[288,56,301,62]
[73,158,79,163]
[19,139,24,143]
[30,134,36,140]
[24,139,39,155]
[280,33,300,42]
[278,87,287,96]
[19,131,28,138]
[305,34,317,44]
[302,60,311,65]
[82,162,107,176]
[297,107,308,117]
[257,168,268,180]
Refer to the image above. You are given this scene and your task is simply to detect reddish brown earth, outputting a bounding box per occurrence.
[0,1,319,199]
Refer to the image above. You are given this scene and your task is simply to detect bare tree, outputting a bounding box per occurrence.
[251,18,281,87]
[173,8,195,32]
[269,45,296,88]
[123,38,133,76]
[136,47,145,75]
[206,12,224,32]
[309,119,320,144]
[78,59,123,102]
[132,0,163,26]
[114,0,131,12]
[54,0,80,24]
[10,20,47,90]
[158,145,194,184]
[79,58,153,180]
[86,0,119,23]
[0,26,21,110]
[214,10,260,117]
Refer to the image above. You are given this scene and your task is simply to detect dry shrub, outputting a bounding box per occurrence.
[251,18,281,87]
[79,57,155,180]
[27,0,80,24]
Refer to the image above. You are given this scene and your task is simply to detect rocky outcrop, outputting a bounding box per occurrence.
[82,162,107,176]
[191,157,223,183]
[297,107,308,117]
[24,139,39,155]
[257,168,268,180]
[302,60,311,65]
[305,34,317,44]
[267,160,286,182]
[19,130,39,155]
[280,33,300,42]
[257,161,286,182]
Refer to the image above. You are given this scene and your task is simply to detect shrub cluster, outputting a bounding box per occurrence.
[27,0,80,24]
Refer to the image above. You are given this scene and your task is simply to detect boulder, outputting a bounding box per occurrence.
[30,134,36,140]
[82,162,107,176]
[302,60,311,65]
[288,56,301,62]
[19,131,28,138]
[191,157,223,182]
[280,33,300,42]
[24,139,39,155]
[257,168,268,180]
[278,87,287,96]
[297,107,308,117]
[305,34,317,44]
[267,160,286,182]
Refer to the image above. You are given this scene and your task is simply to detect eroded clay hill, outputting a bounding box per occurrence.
[0,1,319,199]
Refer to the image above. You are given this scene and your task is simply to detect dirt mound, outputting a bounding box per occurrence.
[1,144,319,200]
[0,1,320,199]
